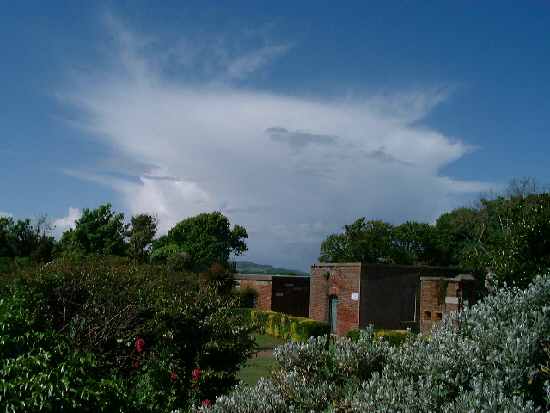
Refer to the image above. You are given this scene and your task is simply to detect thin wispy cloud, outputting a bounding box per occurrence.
[226,44,291,79]
[58,14,492,269]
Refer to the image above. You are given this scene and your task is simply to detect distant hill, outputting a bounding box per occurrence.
[234,261,308,276]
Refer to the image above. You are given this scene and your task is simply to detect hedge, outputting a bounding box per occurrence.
[346,328,412,346]
[240,309,330,342]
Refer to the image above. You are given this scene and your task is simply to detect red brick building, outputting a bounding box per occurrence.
[235,273,310,317]
[419,273,476,333]
[309,262,476,335]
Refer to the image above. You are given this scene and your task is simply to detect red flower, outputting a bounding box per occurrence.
[132,360,140,369]
[201,399,212,407]
[170,371,177,382]
[192,367,201,381]
[135,337,145,353]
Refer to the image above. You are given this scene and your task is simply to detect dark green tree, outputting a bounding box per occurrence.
[319,218,395,263]
[127,213,157,263]
[392,221,438,265]
[434,207,481,267]
[151,212,247,271]
[463,193,550,288]
[0,216,16,257]
[318,233,350,262]
[59,204,127,256]
[0,216,54,262]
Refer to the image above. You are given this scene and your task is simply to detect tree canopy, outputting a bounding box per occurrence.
[151,211,247,271]
[59,204,128,256]
[127,213,158,263]
[0,216,54,263]
[319,187,550,288]
[320,218,440,266]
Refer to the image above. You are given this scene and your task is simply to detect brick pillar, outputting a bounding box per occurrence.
[309,263,361,335]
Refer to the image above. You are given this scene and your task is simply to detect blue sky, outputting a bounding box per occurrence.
[1,2,550,270]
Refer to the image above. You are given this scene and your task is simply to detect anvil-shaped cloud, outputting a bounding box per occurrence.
[60,16,491,270]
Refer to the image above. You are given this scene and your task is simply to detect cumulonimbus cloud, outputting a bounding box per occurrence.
[58,15,492,270]
[53,207,82,238]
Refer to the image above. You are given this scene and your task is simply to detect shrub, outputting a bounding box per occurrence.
[243,309,329,342]
[0,257,256,412]
[200,274,550,412]
[0,280,128,411]
[347,328,412,346]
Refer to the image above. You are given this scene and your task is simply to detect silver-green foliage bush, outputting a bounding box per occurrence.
[201,274,550,412]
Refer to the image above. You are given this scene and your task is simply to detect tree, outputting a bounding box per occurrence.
[0,217,16,257]
[0,216,55,262]
[392,221,438,265]
[59,204,127,256]
[462,193,550,288]
[320,218,441,265]
[151,212,247,271]
[318,233,351,263]
[127,213,157,263]
[433,207,481,267]
[319,218,395,263]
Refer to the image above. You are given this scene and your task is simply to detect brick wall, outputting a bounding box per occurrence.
[236,276,272,311]
[309,263,361,336]
[419,278,461,333]
[309,264,473,335]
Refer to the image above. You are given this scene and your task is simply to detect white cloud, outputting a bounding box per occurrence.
[59,18,493,270]
[0,211,12,218]
[53,207,82,238]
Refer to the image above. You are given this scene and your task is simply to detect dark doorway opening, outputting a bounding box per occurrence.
[328,295,338,334]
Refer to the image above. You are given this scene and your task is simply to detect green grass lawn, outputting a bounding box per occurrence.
[254,333,285,351]
[238,334,286,386]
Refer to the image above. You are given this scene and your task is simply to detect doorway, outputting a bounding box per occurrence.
[328,295,338,334]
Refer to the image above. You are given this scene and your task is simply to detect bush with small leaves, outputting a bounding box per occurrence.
[199,273,550,412]
[0,257,256,412]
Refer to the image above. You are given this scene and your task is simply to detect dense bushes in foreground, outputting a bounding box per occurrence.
[0,258,255,412]
[201,274,550,412]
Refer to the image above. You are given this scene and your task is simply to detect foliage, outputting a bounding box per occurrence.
[150,236,189,267]
[199,263,237,295]
[463,194,550,288]
[127,213,157,263]
[0,216,55,264]
[237,286,258,308]
[433,207,481,267]
[392,221,439,265]
[58,204,127,256]
[319,189,550,288]
[152,212,247,271]
[346,329,412,346]
[0,281,128,411]
[202,274,550,412]
[320,218,394,264]
[1,257,256,412]
[320,218,442,266]
[241,309,330,342]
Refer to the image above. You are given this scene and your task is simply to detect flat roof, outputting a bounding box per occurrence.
[235,273,310,280]
[311,262,362,268]
[420,273,475,281]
